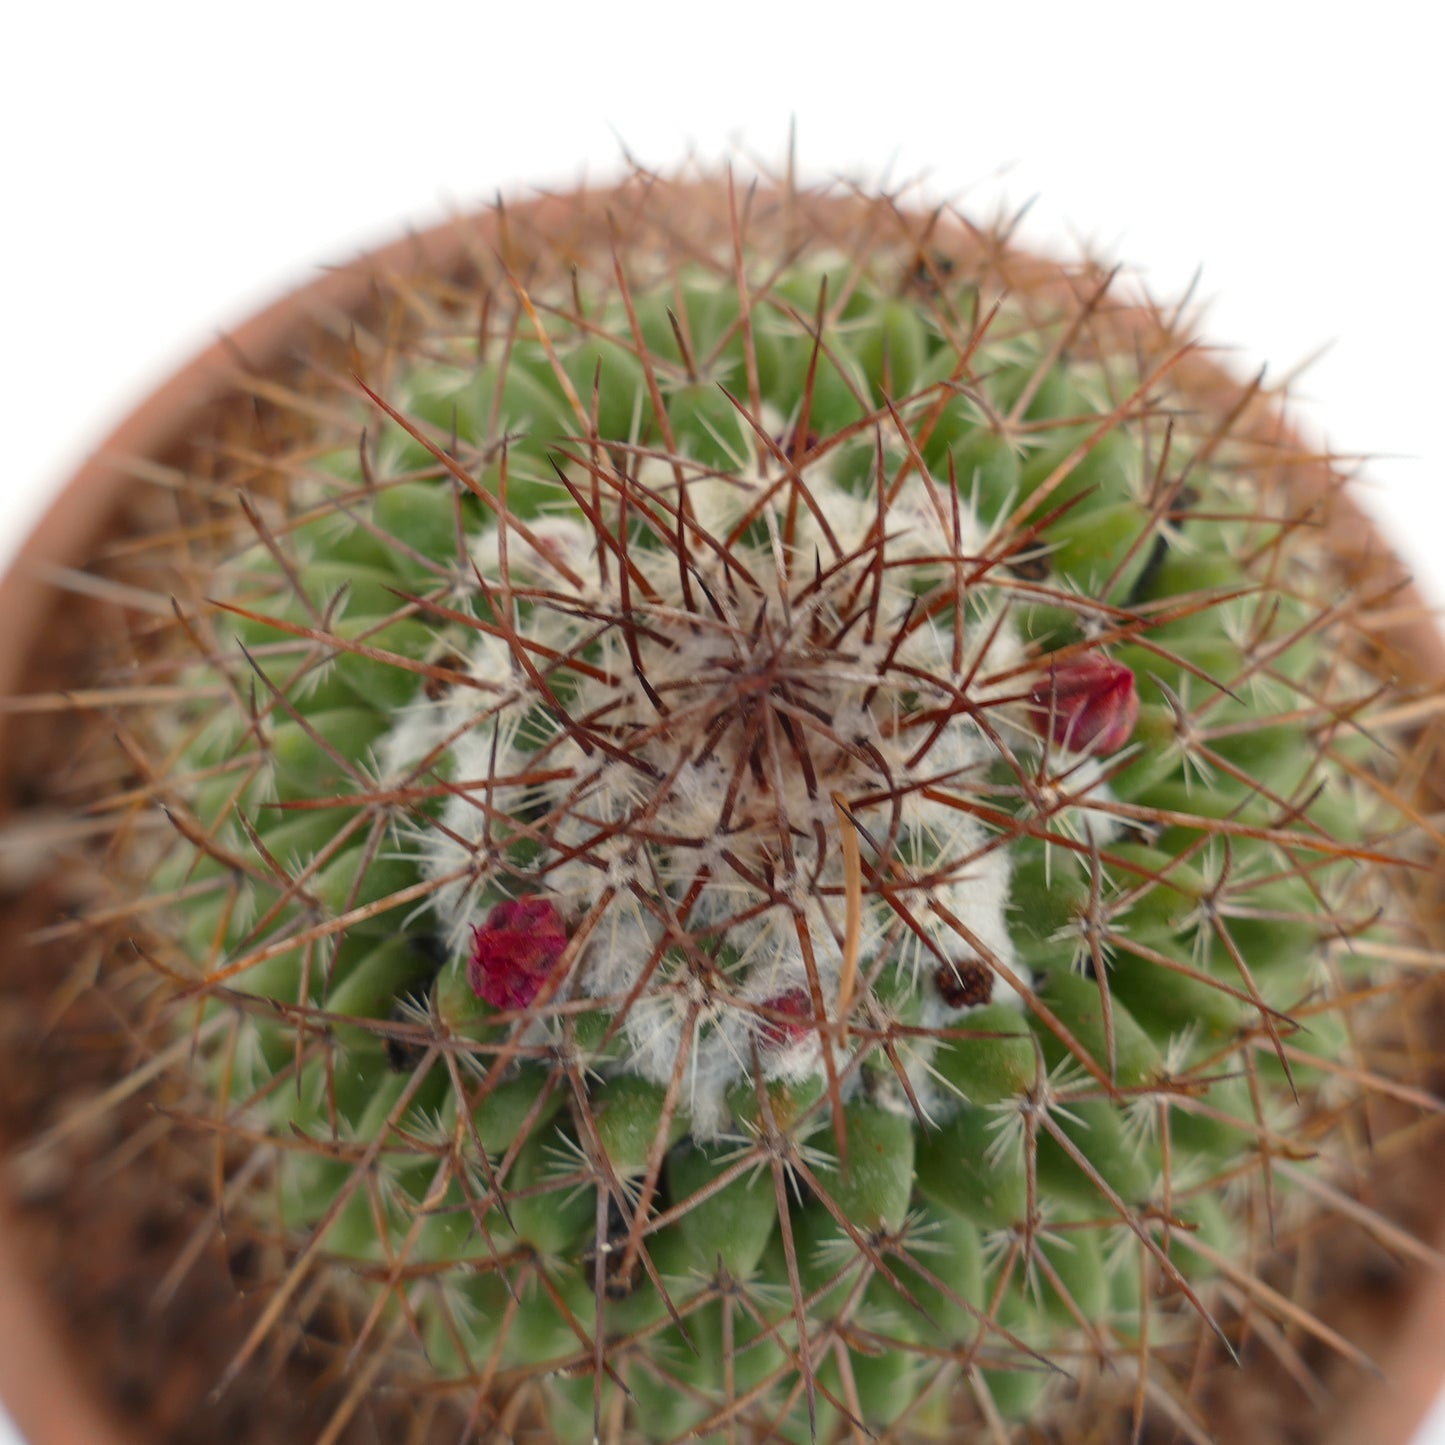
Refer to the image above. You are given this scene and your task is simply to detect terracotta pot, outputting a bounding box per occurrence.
[0,215,490,1445]
[1,179,1442,1445]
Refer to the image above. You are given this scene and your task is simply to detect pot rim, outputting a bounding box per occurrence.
[0,179,1441,1445]
[0,200,505,1445]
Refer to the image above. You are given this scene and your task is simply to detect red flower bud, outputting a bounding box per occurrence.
[467,897,569,1010]
[1026,652,1138,755]
[756,988,817,1048]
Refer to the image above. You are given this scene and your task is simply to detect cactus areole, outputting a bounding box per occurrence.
[50,175,1434,1443]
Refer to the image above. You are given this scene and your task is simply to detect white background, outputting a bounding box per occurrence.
[1,4,1441,1442]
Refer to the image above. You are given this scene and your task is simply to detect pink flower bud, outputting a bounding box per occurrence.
[1026,652,1139,755]
[756,988,817,1048]
[467,897,569,1010]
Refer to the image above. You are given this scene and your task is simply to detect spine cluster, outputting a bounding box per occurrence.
[389,405,1034,1138]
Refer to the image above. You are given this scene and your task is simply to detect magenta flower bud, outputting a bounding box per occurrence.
[1026,652,1139,755]
[467,897,569,1010]
[756,988,817,1048]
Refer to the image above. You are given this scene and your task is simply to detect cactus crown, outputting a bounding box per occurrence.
[26,173,1439,1444]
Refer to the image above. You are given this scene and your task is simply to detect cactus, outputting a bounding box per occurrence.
[34,173,1440,1442]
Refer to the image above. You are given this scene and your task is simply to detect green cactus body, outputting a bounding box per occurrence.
[125,180,1409,1442]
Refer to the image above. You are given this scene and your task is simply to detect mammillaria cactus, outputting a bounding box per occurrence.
[11,171,1443,1444]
